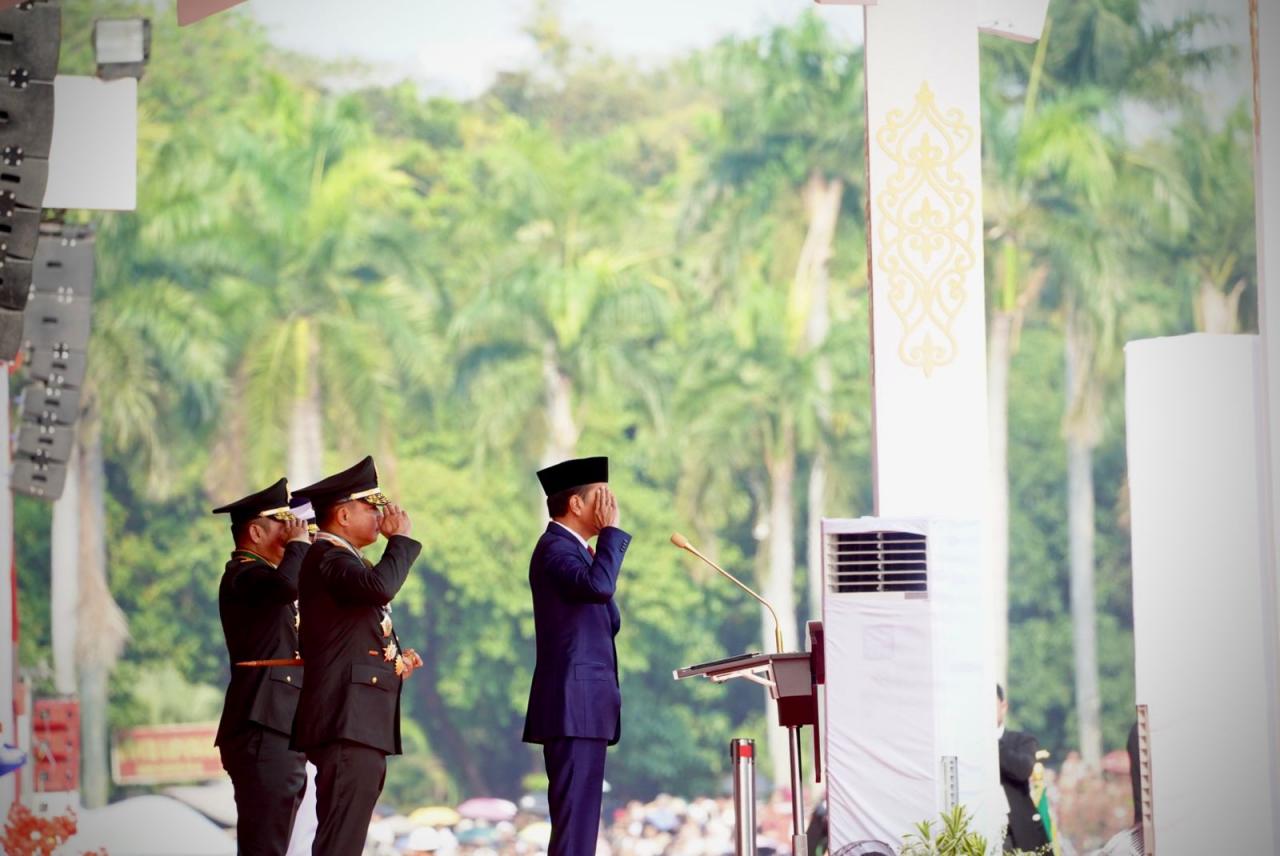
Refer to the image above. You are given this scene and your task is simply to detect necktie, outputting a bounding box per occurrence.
[587,544,596,558]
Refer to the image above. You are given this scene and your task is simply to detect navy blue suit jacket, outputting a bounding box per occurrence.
[522,522,630,746]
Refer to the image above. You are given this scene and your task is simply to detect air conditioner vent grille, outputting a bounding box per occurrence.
[826,530,927,594]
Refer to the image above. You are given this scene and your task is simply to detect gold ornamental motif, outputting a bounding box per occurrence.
[874,82,978,376]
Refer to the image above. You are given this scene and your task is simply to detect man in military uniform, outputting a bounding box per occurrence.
[212,477,311,855]
[998,684,1052,852]
[523,456,631,856]
[290,456,421,856]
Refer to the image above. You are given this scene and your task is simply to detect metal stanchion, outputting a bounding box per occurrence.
[730,738,758,856]
[788,726,808,855]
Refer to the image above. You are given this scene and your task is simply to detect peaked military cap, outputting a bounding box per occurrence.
[292,455,389,513]
[536,456,609,497]
[211,477,293,525]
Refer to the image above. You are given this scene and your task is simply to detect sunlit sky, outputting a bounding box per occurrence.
[245,0,1250,111]
[248,1,858,96]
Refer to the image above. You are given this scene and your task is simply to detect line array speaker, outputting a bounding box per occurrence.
[0,0,61,359]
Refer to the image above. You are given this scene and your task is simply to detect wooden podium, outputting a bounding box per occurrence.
[675,622,824,854]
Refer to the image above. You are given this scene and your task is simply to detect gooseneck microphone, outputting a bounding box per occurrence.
[670,532,785,653]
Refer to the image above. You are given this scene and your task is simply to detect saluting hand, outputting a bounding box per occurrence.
[283,517,310,544]
[380,503,413,538]
[592,486,620,531]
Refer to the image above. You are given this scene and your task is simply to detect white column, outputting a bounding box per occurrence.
[845,0,1006,845]
[864,0,991,521]
[0,368,15,809]
[1126,335,1279,855]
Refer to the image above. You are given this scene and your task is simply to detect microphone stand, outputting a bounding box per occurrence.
[671,533,807,855]
[670,533,785,653]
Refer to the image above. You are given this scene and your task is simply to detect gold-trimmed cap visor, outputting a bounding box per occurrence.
[257,506,297,522]
[211,478,292,525]
[350,488,390,507]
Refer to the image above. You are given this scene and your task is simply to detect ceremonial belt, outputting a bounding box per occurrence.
[236,657,304,667]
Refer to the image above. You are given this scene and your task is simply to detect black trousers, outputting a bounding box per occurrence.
[219,725,307,856]
[308,740,387,856]
[544,737,608,856]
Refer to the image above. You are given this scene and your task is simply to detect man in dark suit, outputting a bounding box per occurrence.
[523,456,631,856]
[290,456,422,856]
[998,684,1051,853]
[212,477,311,855]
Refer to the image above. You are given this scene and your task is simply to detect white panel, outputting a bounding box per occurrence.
[863,0,990,522]
[1126,334,1280,855]
[44,77,137,212]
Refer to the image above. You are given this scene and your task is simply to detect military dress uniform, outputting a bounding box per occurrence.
[290,456,421,856]
[1000,728,1051,852]
[213,478,309,856]
[523,457,631,856]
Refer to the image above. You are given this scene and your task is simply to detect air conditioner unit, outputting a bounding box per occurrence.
[822,517,1000,851]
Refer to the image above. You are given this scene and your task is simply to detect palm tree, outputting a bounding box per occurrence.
[68,249,230,807]
[447,116,669,470]
[693,14,865,625]
[981,28,1110,681]
[208,77,434,488]
[43,6,301,806]
[681,15,865,784]
[980,0,1229,764]
[671,200,869,786]
[1136,104,1256,333]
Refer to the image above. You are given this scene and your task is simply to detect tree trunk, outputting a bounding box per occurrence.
[204,368,249,500]
[288,334,324,486]
[51,443,81,696]
[1064,314,1103,768]
[806,453,828,623]
[797,171,842,623]
[988,254,1046,683]
[76,418,129,808]
[540,342,579,468]
[762,419,800,790]
[1195,278,1246,334]
[988,310,1013,684]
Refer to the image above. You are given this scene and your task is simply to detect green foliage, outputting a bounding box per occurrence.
[901,806,1043,856]
[901,806,989,856]
[10,0,1252,807]
[108,663,223,729]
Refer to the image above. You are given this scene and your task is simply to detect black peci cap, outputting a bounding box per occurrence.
[536,456,608,497]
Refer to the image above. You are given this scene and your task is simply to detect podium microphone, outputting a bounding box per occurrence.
[670,532,785,653]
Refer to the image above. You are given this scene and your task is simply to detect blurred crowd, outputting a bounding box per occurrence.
[362,791,806,856]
